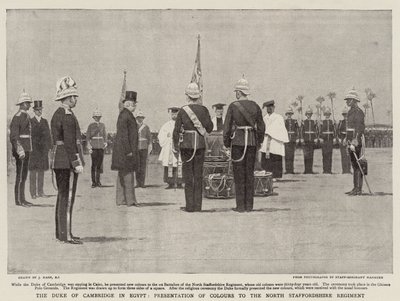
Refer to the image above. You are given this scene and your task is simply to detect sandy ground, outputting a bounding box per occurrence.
[7,148,392,274]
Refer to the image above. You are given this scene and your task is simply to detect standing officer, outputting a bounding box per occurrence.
[211,103,226,131]
[29,100,52,199]
[111,91,140,206]
[172,83,213,212]
[320,107,336,174]
[344,89,365,196]
[337,107,351,174]
[302,106,318,174]
[9,91,34,207]
[86,109,107,188]
[223,77,265,212]
[284,106,299,174]
[135,110,152,188]
[50,76,84,244]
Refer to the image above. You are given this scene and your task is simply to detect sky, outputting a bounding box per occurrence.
[6,9,392,132]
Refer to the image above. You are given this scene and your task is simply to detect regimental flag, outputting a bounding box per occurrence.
[191,34,203,104]
[118,70,127,112]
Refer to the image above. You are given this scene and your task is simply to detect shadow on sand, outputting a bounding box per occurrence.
[81,236,136,243]
[201,207,290,213]
[30,204,54,208]
[139,202,176,207]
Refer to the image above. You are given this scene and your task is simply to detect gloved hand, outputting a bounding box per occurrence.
[18,150,25,159]
[295,139,300,144]
[313,138,319,144]
[333,138,338,145]
[88,148,93,154]
[74,165,84,174]
[319,138,324,143]
[349,144,356,152]
[103,143,108,149]
[127,152,133,157]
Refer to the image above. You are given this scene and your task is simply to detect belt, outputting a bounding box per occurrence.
[236,126,253,130]
[19,135,31,138]
[55,140,81,145]
[139,138,148,141]
[347,128,355,131]
[92,137,104,139]
[341,132,346,134]
[184,130,197,134]
[288,131,295,134]
[304,131,315,134]
[322,132,334,134]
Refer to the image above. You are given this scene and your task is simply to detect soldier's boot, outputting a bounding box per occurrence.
[91,170,97,188]
[95,171,102,187]
[354,172,363,196]
[345,171,357,194]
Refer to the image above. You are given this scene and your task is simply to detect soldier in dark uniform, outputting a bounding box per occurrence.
[302,106,318,174]
[50,76,85,244]
[320,108,336,174]
[86,109,107,188]
[111,91,140,207]
[344,89,365,196]
[211,103,226,131]
[284,106,299,174]
[135,110,152,188]
[172,83,213,212]
[337,107,351,174]
[223,78,265,212]
[29,100,52,199]
[9,91,34,207]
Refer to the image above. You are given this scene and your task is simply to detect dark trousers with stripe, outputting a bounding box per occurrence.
[29,169,45,197]
[232,146,256,212]
[14,152,30,205]
[54,169,78,241]
[136,149,148,187]
[181,148,205,212]
[261,152,283,178]
[321,142,333,173]
[339,144,351,173]
[91,149,104,184]
[303,142,314,174]
[284,142,296,173]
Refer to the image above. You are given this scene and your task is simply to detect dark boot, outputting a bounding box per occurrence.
[350,170,362,196]
[346,171,357,194]
[95,171,102,187]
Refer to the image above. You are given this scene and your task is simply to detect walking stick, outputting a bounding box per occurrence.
[352,150,373,195]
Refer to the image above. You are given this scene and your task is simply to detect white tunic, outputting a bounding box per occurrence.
[212,116,224,131]
[158,120,178,167]
[260,112,289,156]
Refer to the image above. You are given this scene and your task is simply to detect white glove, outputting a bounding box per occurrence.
[18,150,26,159]
[103,143,108,149]
[88,148,93,154]
[74,165,84,174]
[349,144,356,152]
[313,138,319,144]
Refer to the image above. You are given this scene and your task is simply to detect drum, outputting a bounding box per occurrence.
[204,173,235,199]
[254,171,273,196]
[205,131,228,161]
[203,160,232,177]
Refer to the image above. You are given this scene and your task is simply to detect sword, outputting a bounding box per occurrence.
[352,150,373,195]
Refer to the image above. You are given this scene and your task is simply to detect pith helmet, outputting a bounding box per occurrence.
[324,107,332,115]
[16,91,33,105]
[92,109,102,117]
[305,106,313,115]
[136,110,145,118]
[344,89,360,102]
[234,77,250,95]
[185,82,201,99]
[285,106,294,115]
[55,76,78,101]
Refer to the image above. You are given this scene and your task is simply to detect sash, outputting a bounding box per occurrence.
[233,101,256,128]
[138,124,146,136]
[182,106,206,136]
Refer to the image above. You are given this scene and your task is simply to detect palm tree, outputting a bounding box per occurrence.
[315,96,325,123]
[327,92,336,122]
[365,88,377,127]
[362,102,370,124]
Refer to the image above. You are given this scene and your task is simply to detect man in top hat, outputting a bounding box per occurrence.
[111,91,140,206]
[172,83,213,212]
[302,106,318,174]
[86,109,107,188]
[344,89,365,196]
[320,107,337,174]
[260,100,289,180]
[29,100,52,199]
[135,110,152,188]
[211,103,226,131]
[9,91,34,207]
[50,76,85,244]
[284,106,299,174]
[337,107,351,174]
[223,77,265,212]
[159,107,183,189]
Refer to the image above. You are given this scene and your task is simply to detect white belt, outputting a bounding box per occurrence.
[322,132,334,134]
[347,128,355,131]
[19,135,31,138]
[288,131,295,134]
[237,126,253,130]
[139,138,148,141]
[304,131,315,134]
[92,137,104,139]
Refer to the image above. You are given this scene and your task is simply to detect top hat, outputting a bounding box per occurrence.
[263,100,275,108]
[33,100,43,109]
[124,91,137,103]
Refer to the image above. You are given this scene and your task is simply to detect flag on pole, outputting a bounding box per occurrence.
[191,34,203,104]
[118,70,127,112]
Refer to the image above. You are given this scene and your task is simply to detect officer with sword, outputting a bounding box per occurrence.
[172,82,213,212]
[50,76,85,244]
[223,77,265,212]
[344,88,371,196]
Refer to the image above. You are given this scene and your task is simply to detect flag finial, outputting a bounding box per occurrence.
[197,34,201,40]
